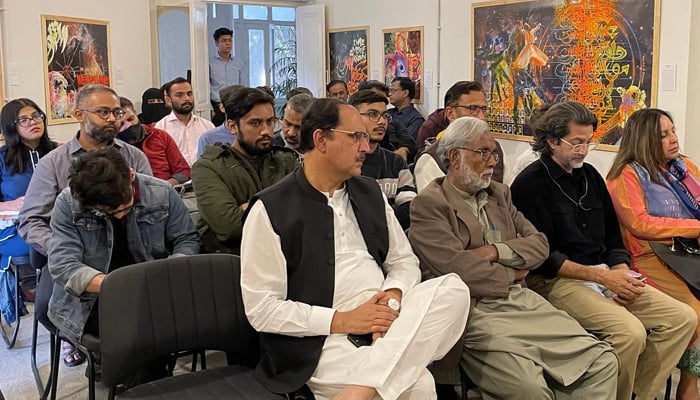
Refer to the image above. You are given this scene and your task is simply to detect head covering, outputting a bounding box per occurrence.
[138,88,170,125]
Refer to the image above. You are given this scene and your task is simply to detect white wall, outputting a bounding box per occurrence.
[316,0,696,176]
[0,0,153,143]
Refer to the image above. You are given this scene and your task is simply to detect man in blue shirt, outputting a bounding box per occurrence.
[197,84,243,159]
[388,77,424,139]
[209,27,244,126]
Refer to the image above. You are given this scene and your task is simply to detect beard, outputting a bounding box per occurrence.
[84,116,118,143]
[172,101,193,115]
[238,134,273,156]
[458,157,492,193]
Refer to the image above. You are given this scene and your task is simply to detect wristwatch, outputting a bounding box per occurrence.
[387,298,401,311]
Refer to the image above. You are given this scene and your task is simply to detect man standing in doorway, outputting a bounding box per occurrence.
[209,27,244,126]
[155,77,215,166]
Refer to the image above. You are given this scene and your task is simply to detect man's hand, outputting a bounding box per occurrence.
[330,292,399,336]
[513,269,529,281]
[239,202,249,212]
[167,178,180,186]
[1,196,24,212]
[600,268,645,302]
[373,288,403,342]
[471,245,498,262]
[85,273,106,293]
[393,147,409,162]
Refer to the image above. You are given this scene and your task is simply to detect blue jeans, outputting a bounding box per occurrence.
[0,225,30,324]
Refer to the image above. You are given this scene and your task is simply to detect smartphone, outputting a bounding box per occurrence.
[347,334,373,347]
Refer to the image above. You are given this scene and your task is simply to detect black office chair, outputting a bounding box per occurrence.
[94,254,284,400]
[0,254,32,349]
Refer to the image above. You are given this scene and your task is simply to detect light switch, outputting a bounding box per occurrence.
[8,62,19,86]
[660,64,676,91]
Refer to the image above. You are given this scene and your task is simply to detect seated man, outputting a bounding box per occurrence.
[47,148,199,346]
[349,90,416,230]
[511,101,697,400]
[388,77,425,139]
[326,79,349,101]
[409,116,618,399]
[192,87,298,254]
[240,98,470,400]
[119,97,190,186]
[196,84,245,159]
[272,93,313,158]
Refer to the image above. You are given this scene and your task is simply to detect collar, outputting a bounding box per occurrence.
[165,111,196,123]
[541,154,586,182]
[69,132,125,154]
[215,52,232,61]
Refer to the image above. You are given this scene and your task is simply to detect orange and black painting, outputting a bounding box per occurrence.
[473,0,659,146]
[328,27,369,96]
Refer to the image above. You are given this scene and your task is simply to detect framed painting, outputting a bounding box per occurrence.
[42,15,112,125]
[472,0,660,151]
[328,26,369,95]
[383,26,424,104]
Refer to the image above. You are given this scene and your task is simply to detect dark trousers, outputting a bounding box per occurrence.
[211,100,225,127]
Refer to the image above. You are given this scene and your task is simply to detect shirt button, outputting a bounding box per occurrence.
[582,223,587,228]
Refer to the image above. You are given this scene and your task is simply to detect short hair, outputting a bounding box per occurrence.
[326,80,347,93]
[213,27,233,41]
[530,101,598,157]
[224,87,275,122]
[68,147,132,210]
[438,117,491,169]
[299,98,346,153]
[358,80,389,96]
[286,93,313,114]
[257,86,275,98]
[348,90,389,107]
[392,77,416,100]
[607,108,674,184]
[75,84,119,110]
[165,77,190,96]
[286,87,313,100]
[444,81,483,107]
[119,96,134,110]
[219,84,245,108]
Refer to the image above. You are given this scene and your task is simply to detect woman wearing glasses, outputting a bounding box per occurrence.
[0,99,57,327]
[607,108,700,400]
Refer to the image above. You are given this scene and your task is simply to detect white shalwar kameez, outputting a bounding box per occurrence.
[241,187,470,400]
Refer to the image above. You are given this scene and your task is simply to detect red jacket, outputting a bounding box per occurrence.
[142,124,191,183]
[416,108,448,151]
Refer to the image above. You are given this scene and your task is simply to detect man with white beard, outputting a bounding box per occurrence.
[409,116,619,399]
[510,101,696,400]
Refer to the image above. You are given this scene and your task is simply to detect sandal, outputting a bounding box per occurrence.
[62,341,86,367]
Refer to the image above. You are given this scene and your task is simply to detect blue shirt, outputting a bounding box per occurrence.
[197,124,235,159]
[209,54,244,102]
[389,104,425,139]
[0,147,36,202]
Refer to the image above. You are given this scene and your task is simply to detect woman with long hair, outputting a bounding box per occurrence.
[0,98,59,353]
[607,108,700,400]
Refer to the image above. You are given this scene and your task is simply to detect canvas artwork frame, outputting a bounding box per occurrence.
[42,15,112,125]
[328,26,370,96]
[382,26,424,104]
[472,0,660,151]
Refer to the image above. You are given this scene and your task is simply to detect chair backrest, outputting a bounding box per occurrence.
[99,254,259,387]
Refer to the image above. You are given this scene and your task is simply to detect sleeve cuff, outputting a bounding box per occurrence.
[309,305,336,336]
[65,267,103,296]
[381,278,410,297]
[171,173,189,184]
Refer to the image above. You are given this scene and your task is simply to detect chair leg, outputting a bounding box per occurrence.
[200,350,207,370]
[31,316,46,397]
[50,336,61,400]
[191,351,198,372]
[86,350,96,400]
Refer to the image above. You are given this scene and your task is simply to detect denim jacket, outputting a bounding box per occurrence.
[47,173,200,341]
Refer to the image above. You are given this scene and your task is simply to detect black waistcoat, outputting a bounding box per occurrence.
[248,168,389,394]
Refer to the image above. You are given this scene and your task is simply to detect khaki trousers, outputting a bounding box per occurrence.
[543,277,697,400]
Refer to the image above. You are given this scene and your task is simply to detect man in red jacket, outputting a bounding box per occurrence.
[118,97,191,186]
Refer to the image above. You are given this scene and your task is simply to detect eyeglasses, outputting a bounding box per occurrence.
[559,138,597,153]
[359,111,392,123]
[451,104,490,115]
[15,112,46,127]
[329,128,370,144]
[81,108,126,120]
[456,147,500,162]
[388,87,405,93]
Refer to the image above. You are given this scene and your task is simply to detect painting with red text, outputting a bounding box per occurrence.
[472,0,659,149]
[328,27,369,95]
[42,15,112,125]
[383,27,424,104]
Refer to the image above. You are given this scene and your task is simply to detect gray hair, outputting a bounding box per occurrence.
[286,93,313,114]
[75,84,119,110]
[437,117,491,169]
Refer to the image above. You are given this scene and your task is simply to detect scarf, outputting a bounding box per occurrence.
[661,158,700,220]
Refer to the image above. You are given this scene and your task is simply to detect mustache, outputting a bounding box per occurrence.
[356,154,366,162]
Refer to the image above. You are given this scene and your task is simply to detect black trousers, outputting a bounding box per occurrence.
[211,100,225,127]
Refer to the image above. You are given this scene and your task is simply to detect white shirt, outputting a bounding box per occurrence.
[155,111,215,166]
[240,186,421,337]
[414,153,445,193]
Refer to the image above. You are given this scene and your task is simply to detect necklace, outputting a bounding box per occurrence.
[539,158,591,211]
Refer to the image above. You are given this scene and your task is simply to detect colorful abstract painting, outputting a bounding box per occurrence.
[328,26,369,95]
[383,27,424,103]
[42,15,111,125]
[472,0,659,148]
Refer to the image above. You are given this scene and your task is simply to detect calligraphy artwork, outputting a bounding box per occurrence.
[42,15,112,125]
[472,0,659,149]
[383,26,424,104]
[328,27,369,95]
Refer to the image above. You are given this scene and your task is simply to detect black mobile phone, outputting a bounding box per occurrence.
[347,333,373,347]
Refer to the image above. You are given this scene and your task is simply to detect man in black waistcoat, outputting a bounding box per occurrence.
[240,98,471,400]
